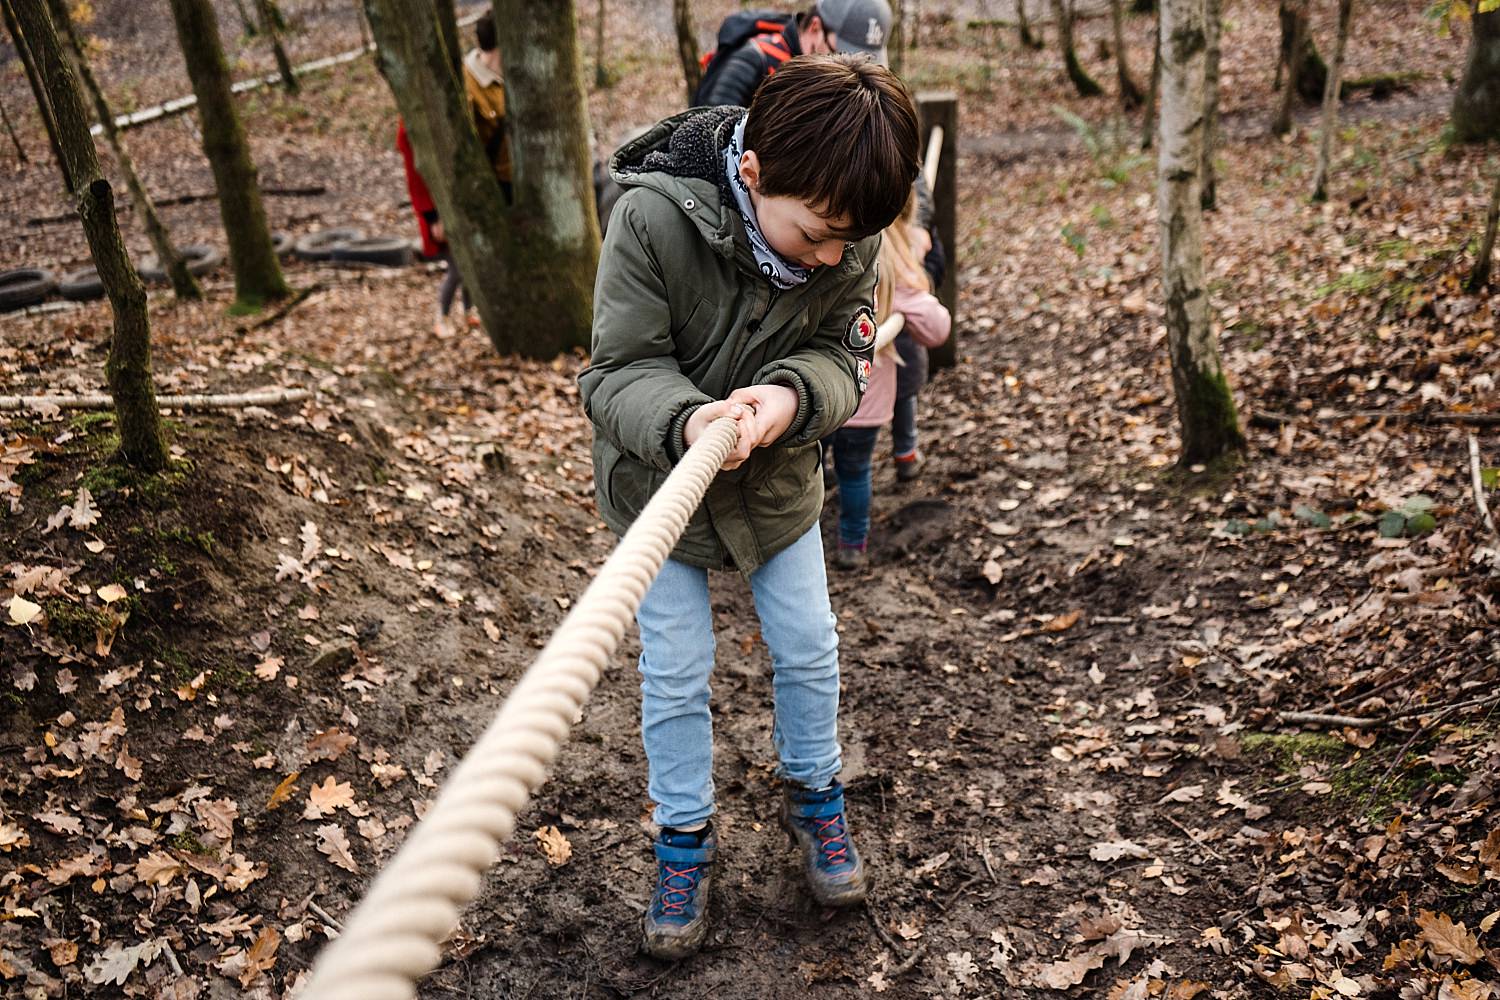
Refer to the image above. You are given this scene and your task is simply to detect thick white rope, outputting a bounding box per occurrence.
[0,387,310,411]
[923,125,944,194]
[299,416,742,1000]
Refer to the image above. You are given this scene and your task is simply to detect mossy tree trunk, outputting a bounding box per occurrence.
[1453,7,1500,144]
[1310,0,1353,201]
[2,0,69,189]
[1110,0,1144,109]
[365,0,597,357]
[230,0,258,36]
[1467,166,1500,292]
[1200,0,1221,209]
[46,0,201,300]
[166,0,289,311]
[1052,0,1103,97]
[255,0,299,94]
[672,0,700,102]
[0,84,26,162]
[1157,0,1244,466]
[12,0,168,472]
[490,0,599,354]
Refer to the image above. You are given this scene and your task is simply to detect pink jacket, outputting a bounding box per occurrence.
[843,285,951,428]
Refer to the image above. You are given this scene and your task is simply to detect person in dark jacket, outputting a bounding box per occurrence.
[581,56,919,961]
[695,0,893,109]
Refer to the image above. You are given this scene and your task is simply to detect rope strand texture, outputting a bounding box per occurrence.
[299,417,741,1000]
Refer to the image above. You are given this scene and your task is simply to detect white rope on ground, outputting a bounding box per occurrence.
[299,417,742,1000]
[0,387,311,411]
[90,6,488,136]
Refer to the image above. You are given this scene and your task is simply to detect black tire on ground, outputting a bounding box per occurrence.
[329,237,414,268]
[0,268,57,311]
[58,267,106,301]
[271,231,294,259]
[138,244,224,283]
[294,227,366,262]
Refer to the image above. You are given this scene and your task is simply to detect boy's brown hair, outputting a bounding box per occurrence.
[743,55,920,241]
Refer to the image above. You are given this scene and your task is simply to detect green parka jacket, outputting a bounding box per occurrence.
[579,106,879,573]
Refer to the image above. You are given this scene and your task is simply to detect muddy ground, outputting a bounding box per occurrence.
[2,2,1499,998]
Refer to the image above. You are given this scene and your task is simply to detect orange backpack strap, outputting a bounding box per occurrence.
[754,32,793,64]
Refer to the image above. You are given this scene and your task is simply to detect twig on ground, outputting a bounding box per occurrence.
[161,942,184,977]
[1283,692,1500,733]
[307,899,343,932]
[1469,433,1499,544]
[1253,408,1500,429]
[936,872,984,914]
[1278,711,1376,729]
[239,283,324,333]
[0,387,311,412]
[866,898,927,976]
[1164,814,1225,861]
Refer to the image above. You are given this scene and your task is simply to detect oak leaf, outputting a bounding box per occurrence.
[535,825,573,866]
[304,777,355,819]
[265,771,301,811]
[316,823,359,872]
[1417,909,1482,964]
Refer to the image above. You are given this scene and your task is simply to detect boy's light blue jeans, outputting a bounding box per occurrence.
[635,526,842,830]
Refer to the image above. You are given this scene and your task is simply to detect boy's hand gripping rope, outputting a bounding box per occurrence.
[299,417,741,1000]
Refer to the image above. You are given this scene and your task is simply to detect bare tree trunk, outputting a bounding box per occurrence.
[355,0,371,48]
[1141,10,1160,150]
[1158,0,1243,466]
[11,0,168,472]
[1452,8,1500,144]
[490,0,598,353]
[672,0,700,102]
[1467,167,1500,292]
[1277,0,1326,103]
[432,0,460,78]
[0,88,26,162]
[1271,0,1306,136]
[1110,0,1144,108]
[167,0,289,310]
[254,0,299,94]
[1310,0,1353,201]
[2,0,69,189]
[46,0,201,300]
[1016,0,1042,50]
[1200,0,1221,209]
[1052,0,1103,97]
[889,0,904,75]
[593,0,607,88]
[230,0,258,36]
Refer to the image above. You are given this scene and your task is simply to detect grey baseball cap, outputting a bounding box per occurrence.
[816,0,892,64]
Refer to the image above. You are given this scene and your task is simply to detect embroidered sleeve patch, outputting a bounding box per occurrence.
[844,309,877,352]
[855,356,872,393]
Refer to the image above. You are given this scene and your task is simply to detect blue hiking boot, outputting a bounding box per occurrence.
[641,825,716,960]
[780,781,868,907]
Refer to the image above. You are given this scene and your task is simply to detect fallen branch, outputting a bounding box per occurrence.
[866,904,928,977]
[0,387,311,412]
[26,185,325,226]
[1469,433,1499,544]
[238,282,323,333]
[1281,692,1500,732]
[1252,408,1500,429]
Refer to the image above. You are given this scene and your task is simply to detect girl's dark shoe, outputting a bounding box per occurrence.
[642,825,716,960]
[833,544,867,571]
[780,781,868,907]
[893,449,923,482]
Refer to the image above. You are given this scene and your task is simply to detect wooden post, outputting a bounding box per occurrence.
[918,90,957,370]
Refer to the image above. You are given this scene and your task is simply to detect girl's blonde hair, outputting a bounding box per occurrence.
[875,191,929,324]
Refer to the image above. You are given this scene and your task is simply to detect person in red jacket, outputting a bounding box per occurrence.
[397,120,470,337]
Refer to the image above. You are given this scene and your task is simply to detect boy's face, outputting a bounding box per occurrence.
[739,150,854,269]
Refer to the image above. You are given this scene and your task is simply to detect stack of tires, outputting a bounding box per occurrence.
[0,269,58,312]
[294,227,413,268]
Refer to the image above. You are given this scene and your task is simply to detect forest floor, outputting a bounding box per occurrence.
[2,2,1499,999]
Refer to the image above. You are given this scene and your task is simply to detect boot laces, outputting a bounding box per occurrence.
[812,814,851,868]
[655,862,701,917]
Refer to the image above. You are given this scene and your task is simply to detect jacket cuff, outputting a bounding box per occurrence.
[421,209,439,225]
[763,367,813,445]
[666,403,703,464]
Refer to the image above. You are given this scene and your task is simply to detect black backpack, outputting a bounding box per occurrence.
[692,10,795,106]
